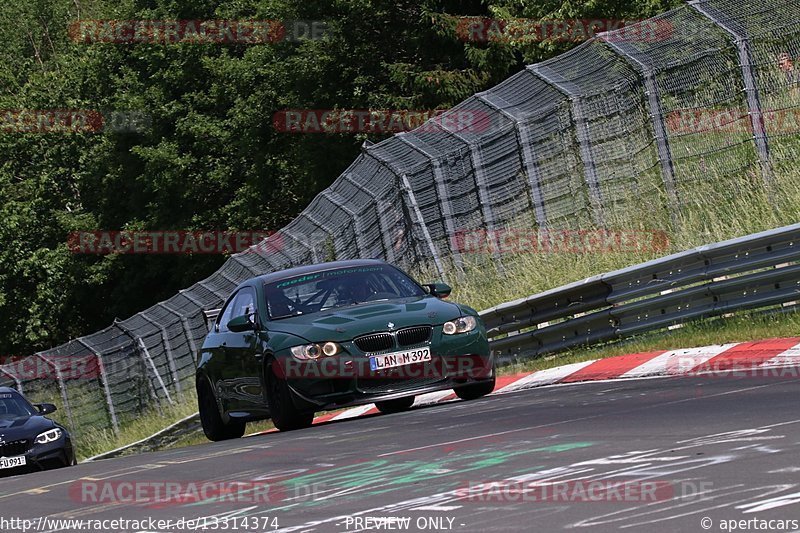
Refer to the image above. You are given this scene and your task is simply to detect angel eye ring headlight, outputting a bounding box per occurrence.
[322,342,339,356]
[35,428,62,445]
[442,316,478,335]
[291,342,340,360]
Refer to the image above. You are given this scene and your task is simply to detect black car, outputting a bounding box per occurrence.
[0,387,77,476]
[197,259,495,441]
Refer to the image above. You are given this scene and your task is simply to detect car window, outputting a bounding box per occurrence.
[0,392,36,417]
[216,287,256,333]
[231,288,256,319]
[264,265,425,320]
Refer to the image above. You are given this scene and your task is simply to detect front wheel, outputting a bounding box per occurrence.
[455,357,496,400]
[198,380,246,441]
[265,365,314,431]
[375,396,415,414]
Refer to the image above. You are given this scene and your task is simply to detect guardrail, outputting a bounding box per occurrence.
[480,223,800,365]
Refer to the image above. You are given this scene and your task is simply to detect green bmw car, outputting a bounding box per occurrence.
[196,259,495,441]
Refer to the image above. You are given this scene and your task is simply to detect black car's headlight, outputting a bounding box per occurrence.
[442,316,478,335]
[35,428,62,445]
[290,342,340,360]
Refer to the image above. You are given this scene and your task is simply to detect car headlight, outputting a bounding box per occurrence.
[442,316,478,335]
[35,428,62,445]
[290,342,339,360]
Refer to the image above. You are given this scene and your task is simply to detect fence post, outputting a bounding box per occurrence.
[114,320,174,407]
[689,0,774,192]
[321,189,367,258]
[434,124,505,273]
[530,64,606,227]
[183,315,201,357]
[396,133,465,273]
[299,211,341,262]
[600,38,681,227]
[77,339,119,434]
[365,150,448,277]
[399,173,448,282]
[197,280,228,301]
[138,313,183,396]
[0,367,23,392]
[342,172,398,264]
[475,92,548,228]
[283,224,321,263]
[32,354,76,432]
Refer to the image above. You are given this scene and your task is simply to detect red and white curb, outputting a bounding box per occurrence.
[249,337,800,435]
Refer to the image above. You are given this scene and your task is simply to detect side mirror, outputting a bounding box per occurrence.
[426,282,452,299]
[227,314,257,333]
[35,403,57,415]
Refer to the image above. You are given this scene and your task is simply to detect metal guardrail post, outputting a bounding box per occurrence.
[396,134,465,273]
[689,0,774,191]
[342,172,398,264]
[600,38,680,226]
[475,92,548,228]
[77,339,119,434]
[530,64,606,227]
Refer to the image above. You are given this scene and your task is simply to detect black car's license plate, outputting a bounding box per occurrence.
[0,455,26,469]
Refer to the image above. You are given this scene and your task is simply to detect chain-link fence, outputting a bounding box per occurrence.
[3,0,799,437]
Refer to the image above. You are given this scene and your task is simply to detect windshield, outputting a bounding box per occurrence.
[0,393,36,418]
[264,265,426,320]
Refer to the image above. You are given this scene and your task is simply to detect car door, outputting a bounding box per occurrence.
[207,289,241,413]
[221,286,266,415]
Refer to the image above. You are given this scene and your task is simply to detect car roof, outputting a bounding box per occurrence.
[0,386,19,394]
[249,259,391,286]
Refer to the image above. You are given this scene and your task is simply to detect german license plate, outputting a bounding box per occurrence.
[0,455,26,469]
[370,347,431,371]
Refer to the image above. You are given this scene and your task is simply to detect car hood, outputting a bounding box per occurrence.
[267,296,463,342]
[0,415,56,440]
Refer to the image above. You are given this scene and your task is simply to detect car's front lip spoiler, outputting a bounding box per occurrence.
[287,375,493,412]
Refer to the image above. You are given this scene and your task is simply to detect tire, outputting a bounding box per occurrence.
[198,380,246,441]
[265,364,314,431]
[375,396,415,414]
[455,359,497,401]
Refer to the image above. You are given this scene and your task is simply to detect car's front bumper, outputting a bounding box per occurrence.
[284,351,494,412]
[0,440,74,477]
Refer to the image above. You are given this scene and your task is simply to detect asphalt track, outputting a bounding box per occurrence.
[1,373,799,533]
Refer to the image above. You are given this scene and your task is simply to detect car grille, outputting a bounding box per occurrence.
[353,326,433,353]
[354,332,395,353]
[356,357,447,394]
[396,326,432,347]
[357,374,444,394]
[0,439,29,457]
